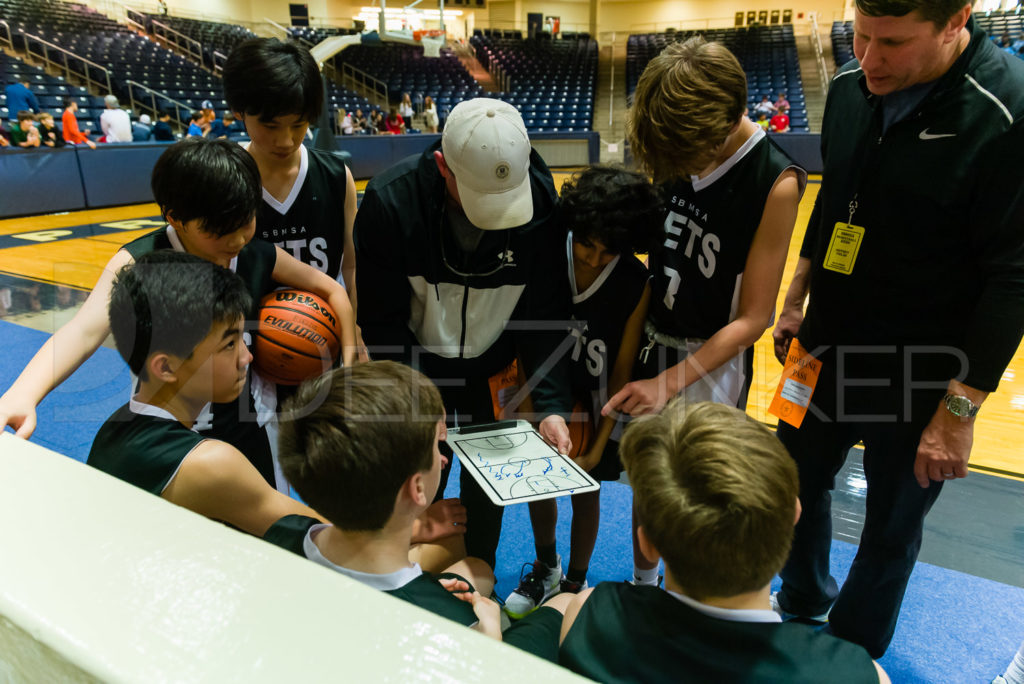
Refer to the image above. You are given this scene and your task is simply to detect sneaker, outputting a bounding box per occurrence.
[504,556,563,619]
[560,577,589,594]
[770,591,830,624]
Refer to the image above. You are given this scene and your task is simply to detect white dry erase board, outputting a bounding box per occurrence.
[447,420,600,506]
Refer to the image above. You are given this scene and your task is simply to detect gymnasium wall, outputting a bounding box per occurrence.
[0,434,583,682]
[132,0,853,33]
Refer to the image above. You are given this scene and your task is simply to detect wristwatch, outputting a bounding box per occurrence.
[943,393,980,419]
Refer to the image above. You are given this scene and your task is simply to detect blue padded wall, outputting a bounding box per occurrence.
[0,148,86,218]
[76,142,173,208]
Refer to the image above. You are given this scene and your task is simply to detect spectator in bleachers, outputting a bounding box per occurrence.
[385,107,405,134]
[774,91,790,111]
[186,111,206,137]
[399,92,415,120]
[132,114,153,142]
[755,111,770,130]
[353,108,368,133]
[754,94,777,117]
[152,110,175,141]
[369,108,385,134]
[770,105,790,133]
[61,99,96,149]
[423,95,439,133]
[223,113,244,136]
[338,107,354,135]
[9,111,40,148]
[37,112,64,148]
[201,100,226,138]
[4,78,39,126]
[99,95,132,143]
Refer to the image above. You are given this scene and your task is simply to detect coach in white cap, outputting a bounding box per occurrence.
[354,98,574,568]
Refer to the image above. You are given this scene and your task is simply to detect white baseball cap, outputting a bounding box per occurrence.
[138,114,151,125]
[441,98,532,230]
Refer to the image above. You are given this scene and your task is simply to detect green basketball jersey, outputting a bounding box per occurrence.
[560,582,877,683]
[88,402,205,494]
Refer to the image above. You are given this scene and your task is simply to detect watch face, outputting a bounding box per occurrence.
[946,395,975,417]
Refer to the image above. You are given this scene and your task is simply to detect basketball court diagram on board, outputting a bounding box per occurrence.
[447,420,600,506]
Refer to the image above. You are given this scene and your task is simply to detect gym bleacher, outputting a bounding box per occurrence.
[626,25,809,132]
[141,13,258,67]
[470,31,597,133]
[0,51,87,125]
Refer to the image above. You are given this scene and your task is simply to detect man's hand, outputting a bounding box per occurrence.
[539,414,571,455]
[439,580,502,639]
[411,498,467,543]
[0,395,38,439]
[86,140,96,150]
[772,304,804,365]
[913,406,974,488]
[603,376,673,417]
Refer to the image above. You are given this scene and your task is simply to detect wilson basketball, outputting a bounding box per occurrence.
[567,401,594,459]
[253,290,342,385]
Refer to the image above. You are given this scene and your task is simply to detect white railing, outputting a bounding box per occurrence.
[263,17,292,40]
[212,49,228,75]
[125,79,191,131]
[151,19,203,64]
[809,13,831,95]
[22,33,114,96]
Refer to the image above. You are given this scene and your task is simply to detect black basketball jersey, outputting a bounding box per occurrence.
[88,402,206,494]
[649,129,805,340]
[121,228,279,487]
[256,146,349,280]
[567,235,650,402]
[560,582,878,683]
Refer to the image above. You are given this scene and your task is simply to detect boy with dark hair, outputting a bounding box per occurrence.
[224,38,358,304]
[152,110,175,141]
[0,139,355,494]
[9,111,40,148]
[558,400,889,683]
[505,167,662,618]
[88,250,322,549]
[607,36,805,587]
[186,111,206,137]
[278,361,572,658]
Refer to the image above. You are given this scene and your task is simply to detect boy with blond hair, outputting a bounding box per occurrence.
[605,35,805,588]
[559,400,888,682]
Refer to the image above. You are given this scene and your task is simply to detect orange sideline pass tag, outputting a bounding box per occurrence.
[488,359,522,420]
[768,339,821,429]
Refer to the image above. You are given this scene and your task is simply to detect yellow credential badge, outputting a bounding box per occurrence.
[823,222,865,274]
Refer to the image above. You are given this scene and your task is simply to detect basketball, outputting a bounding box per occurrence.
[252,290,342,385]
[567,401,594,459]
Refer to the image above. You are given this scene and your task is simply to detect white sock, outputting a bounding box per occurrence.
[633,564,659,586]
[1002,642,1024,684]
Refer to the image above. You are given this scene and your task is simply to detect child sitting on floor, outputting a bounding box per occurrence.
[277,361,573,660]
[88,250,322,550]
[558,400,889,683]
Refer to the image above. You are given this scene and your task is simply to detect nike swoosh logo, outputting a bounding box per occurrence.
[919,129,956,140]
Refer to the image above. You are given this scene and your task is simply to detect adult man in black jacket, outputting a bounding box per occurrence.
[355,99,573,567]
[772,0,1024,658]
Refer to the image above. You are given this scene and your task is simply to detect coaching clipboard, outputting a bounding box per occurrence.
[447,420,600,506]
